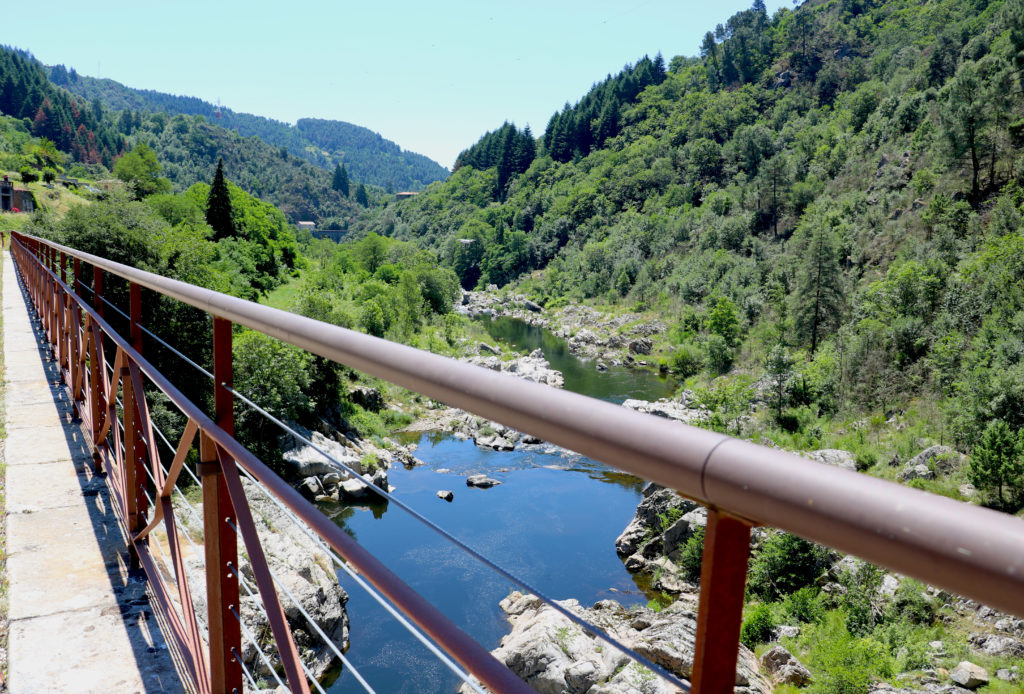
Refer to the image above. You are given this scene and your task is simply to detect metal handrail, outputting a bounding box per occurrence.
[7,231,535,694]
[13,231,1024,617]
[7,229,1024,694]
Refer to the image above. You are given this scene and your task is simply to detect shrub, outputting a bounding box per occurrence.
[19,165,38,183]
[706,333,734,374]
[42,167,57,183]
[740,603,776,648]
[670,341,705,377]
[855,450,877,472]
[678,525,705,581]
[782,586,824,624]
[887,579,935,626]
[748,532,828,601]
[806,613,886,694]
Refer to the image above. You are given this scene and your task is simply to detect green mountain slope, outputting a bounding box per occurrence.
[52,70,449,190]
[355,0,1024,460]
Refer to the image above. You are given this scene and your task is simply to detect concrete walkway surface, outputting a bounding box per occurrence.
[2,251,184,693]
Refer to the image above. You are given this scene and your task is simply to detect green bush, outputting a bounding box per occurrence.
[740,603,776,649]
[854,450,877,472]
[806,613,890,694]
[678,525,705,582]
[19,165,38,183]
[887,579,935,626]
[670,341,705,377]
[748,532,828,601]
[782,586,825,624]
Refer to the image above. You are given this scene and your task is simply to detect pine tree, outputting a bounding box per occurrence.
[206,158,235,240]
[793,226,843,354]
[332,163,350,196]
[969,419,1024,506]
[355,183,369,207]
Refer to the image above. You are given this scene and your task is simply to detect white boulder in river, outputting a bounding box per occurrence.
[458,592,768,694]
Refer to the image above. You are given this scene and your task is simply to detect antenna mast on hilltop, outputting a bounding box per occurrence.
[216,98,223,119]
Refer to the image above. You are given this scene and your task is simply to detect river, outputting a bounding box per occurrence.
[324,317,677,693]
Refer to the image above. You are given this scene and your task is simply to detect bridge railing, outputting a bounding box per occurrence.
[6,230,1024,693]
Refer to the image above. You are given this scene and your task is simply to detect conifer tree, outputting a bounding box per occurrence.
[206,158,235,240]
[793,226,843,354]
[332,163,350,196]
[355,183,369,207]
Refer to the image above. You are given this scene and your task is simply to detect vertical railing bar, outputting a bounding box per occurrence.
[691,509,752,694]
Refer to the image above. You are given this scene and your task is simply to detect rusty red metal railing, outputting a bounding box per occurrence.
[6,230,1024,694]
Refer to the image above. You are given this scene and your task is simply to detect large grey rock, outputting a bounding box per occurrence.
[178,479,349,683]
[458,592,768,694]
[467,474,501,488]
[969,633,1024,657]
[280,429,362,479]
[899,463,935,482]
[622,393,710,426]
[908,445,964,475]
[805,449,857,472]
[950,661,988,689]
[465,351,564,388]
[760,645,811,686]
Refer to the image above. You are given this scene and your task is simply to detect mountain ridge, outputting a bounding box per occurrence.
[49,67,449,191]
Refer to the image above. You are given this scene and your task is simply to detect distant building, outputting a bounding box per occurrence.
[0,176,36,213]
[395,191,419,201]
[457,238,476,246]
[297,221,316,231]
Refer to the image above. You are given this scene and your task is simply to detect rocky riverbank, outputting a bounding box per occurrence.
[403,348,565,453]
[176,479,350,684]
[459,290,665,366]
[458,591,769,694]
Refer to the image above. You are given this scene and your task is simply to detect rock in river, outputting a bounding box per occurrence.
[467,474,501,488]
[458,592,769,693]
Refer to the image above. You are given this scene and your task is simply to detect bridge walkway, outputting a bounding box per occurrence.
[2,251,183,693]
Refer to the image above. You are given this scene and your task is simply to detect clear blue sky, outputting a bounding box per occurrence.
[4,1,790,169]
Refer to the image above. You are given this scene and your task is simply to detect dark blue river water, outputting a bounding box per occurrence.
[325,317,676,693]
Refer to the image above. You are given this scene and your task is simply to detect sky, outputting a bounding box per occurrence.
[4,1,791,169]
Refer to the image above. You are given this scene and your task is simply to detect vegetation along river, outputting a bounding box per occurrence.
[324,317,677,693]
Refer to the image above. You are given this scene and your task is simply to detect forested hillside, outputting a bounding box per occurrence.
[53,70,449,190]
[358,0,1024,468]
[0,47,123,165]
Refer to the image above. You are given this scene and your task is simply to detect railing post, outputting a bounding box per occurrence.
[127,283,149,557]
[130,282,142,353]
[93,265,103,318]
[122,357,142,570]
[201,317,241,694]
[87,318,105,474]
[691,509,752,694]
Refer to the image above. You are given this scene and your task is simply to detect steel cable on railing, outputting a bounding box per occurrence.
[229,605,290,692]
[224,383,689,691]
[107,320,515,691]
[226,541,378,694]
[233,651,264,694]
[72,286,681,691]
[226,559,328,694]
[103,348,468,694]
[230,462,486,694]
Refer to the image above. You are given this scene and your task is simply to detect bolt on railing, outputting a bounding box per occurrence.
[6,230,1024,694]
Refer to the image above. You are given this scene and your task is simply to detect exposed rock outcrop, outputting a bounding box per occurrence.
[465,349,565,388]
[459,592,768,694]
[615,483,704,594]
[622,392,710,426]
[177,479,349,683]
[760,645,811,686]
